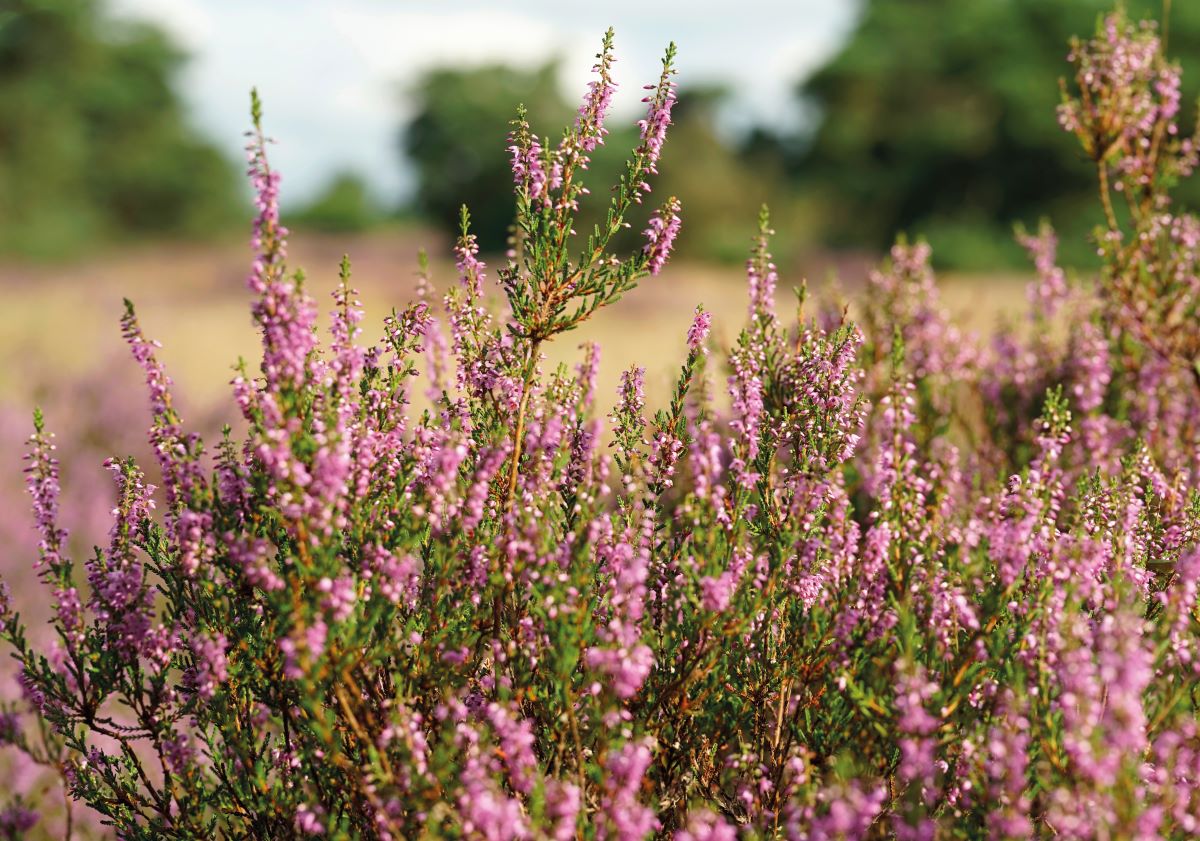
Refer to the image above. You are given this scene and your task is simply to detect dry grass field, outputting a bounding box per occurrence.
[0,227,1032,418]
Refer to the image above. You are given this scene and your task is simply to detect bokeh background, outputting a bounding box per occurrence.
[0,0,1194,830]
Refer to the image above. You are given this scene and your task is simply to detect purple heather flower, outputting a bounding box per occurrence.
[575,33,617,154]
[747,246,778,321]
[637,66,677,175]
[295,804,325,835]
[675,809,737,841]
[509,131,550,205]
[192,632,229,700]
[318,575,357,623]
[687,306,712,352]
[545,780,582,841]
[0,805,38,835]
[985,693,1033,839]
[698,572,737,613]
[790,781,887,841]
[643,198,681,276]
[1017,224,1069,319]
[597,739,658,841]
[484,702,539,795]
[727,362,764,490]
[0,711,19,745]
[454,229,488,301]
[23,418,68,571]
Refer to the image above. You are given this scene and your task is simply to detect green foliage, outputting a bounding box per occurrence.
[402,67,802,263]
[0,0,241,260]
[795,0,1200,269]
[403,62,570,252]
[652,87,813,264]
[287,172,382,233]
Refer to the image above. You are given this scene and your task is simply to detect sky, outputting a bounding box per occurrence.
[109,0,862,206]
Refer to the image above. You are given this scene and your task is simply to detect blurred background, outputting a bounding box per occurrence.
[6,0,1200,521]
[0,0,1192,828]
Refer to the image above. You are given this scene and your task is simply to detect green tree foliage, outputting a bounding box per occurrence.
[287,171,381,233]
[654,87,810,263]
[403,62,570,253]
[403,67,805,262]
[0,0,241,259]
[795,0,1200,268]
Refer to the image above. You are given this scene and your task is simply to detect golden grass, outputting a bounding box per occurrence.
[0,229,1034,419]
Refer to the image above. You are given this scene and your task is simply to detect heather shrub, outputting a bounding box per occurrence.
[2,12,1200,840]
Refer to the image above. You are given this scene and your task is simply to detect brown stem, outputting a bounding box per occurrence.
[62,770,74,841]
[504,339,542,506]
[1097,162,1119,232]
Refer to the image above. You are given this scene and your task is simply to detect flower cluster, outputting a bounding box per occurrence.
[1,14,1200,841]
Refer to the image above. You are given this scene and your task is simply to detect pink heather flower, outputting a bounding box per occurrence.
[329,276,366,393]
[892,661,940,841]
[140,623,178,676]
[1017,224,1069,320]
[575,33,616,154]
[985,693,1033,839]
[246,138,287,295]
[295,804,325,835]
[162,731,196,777]
[1162,549,1200,673]
[365,545,421,609]
[643,198,682,276]
[454,229,488,301]
[612,365,648,464]
[597,740,658,841]
[229,534,284,592]
[484,703,539,795]
[619,367,646,418]
[191,632,229,700]
[747,245,778,321]
[457,774,529,841]
[787,780,887,840]
[586,516,655,700]
[24,417,68,571]
[120,305,187,508]
[586,642,654,700]
[18,668,46,711]
[727,361,764,490]
[279,618,328,680]
[509,131,549,206]
[675,809,737,841]
[318,575,357,623]
[869,241,975,384]
[0,711,19,745]
[545,780,581,841]
[637,66,677,175]
[687,306,712,352]
[688,414,728,516]
[698,572,736,613]
[0,805,39,835]
[244,120,317,405]
[1071,320,1110,415]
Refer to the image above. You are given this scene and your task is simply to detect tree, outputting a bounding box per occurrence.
[794,0,1200,268]
[288,171,381,233]
[402,62,570,252]
[402,66,806,263]
[0,0,241,259]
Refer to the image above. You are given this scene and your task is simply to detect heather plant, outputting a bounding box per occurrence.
[1,13,1200,841]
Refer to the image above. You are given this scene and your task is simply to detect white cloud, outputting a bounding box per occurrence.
[101,0,861,203]
[109,0,214,49]
[329,7,572,74]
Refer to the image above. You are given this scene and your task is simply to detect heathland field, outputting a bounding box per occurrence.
[0,229,1030,414]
